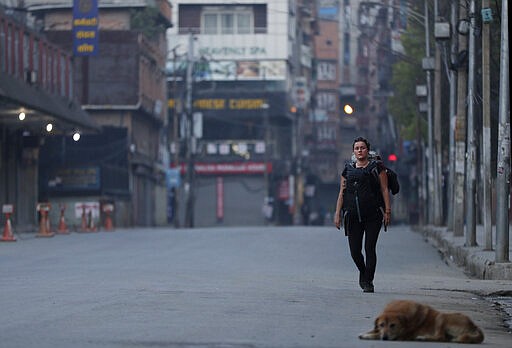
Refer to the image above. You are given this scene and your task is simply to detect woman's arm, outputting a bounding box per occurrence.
[334,175,346,229]
[379,170,391,226]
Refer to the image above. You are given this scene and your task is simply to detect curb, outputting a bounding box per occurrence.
[414,225,512,281]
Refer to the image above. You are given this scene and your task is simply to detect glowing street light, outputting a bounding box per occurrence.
[343,103,354,115]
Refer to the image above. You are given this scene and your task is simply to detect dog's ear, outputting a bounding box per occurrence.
[359,316,382,340]
[374,317,380,329]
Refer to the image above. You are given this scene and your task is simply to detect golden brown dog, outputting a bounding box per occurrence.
[359,300,484,343]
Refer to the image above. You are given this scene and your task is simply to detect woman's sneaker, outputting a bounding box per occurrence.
[359,273,367,290]
[363,282,374,293]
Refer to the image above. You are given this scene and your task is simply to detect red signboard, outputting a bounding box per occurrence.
[278,179,289,201]
[216,177,224,221]
[180,162,272,175]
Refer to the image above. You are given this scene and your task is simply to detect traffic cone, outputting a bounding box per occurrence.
[103,206,114,231]
[36,207,54,238]
[57,205,69,234]
[1,212,16,242]
[104,213,114,231]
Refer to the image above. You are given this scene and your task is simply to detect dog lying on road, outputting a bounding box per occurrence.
[359,300,484,343]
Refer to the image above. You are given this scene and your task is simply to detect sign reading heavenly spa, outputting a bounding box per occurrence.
[73,0,99,56]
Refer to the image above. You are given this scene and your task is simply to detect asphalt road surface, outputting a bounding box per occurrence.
[1,225,511,347]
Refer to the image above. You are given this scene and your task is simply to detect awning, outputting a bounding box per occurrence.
[0,73,100,133]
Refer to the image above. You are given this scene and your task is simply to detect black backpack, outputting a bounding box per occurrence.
[383,166,400,195]
[365,157,400,196]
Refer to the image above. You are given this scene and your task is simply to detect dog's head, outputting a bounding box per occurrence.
[374,314,407,340]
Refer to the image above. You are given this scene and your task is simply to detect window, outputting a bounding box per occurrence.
[203,14,217,34]
[237,13,251,34]
[201,7,253,34]
[33,39,39,78]
[41,44,46,88]
[23,33,29,75]
[60,55,66,97]
[6,25,12,74]
[13,26,19,77]
[220,13,234,34]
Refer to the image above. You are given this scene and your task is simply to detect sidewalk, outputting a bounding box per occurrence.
[415,224,512,280]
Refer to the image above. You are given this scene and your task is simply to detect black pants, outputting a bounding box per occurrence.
[345,210,383,283]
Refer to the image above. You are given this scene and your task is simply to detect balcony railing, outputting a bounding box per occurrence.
[0,10,73,100]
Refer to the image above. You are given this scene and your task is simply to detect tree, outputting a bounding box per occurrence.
[388,11,426,141]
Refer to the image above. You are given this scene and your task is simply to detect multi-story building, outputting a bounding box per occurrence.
[300,0,341,222]
[19,0,172,227]
[167,0,306,226]
[303,0,407,223]
[353,0,408,221]
[356,1,395,150]
[0,1,99,232]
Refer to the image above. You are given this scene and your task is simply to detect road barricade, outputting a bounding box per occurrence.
[76,202,99,232]
[36,203,54,238]
[57,204,70,234]
[1,204,16,242]
[102,203,115,231]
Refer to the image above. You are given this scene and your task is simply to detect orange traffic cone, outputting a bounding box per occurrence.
[1,212,16,242]
[103,204,114,231]
[36,204,54,238]
[57,205,69,234]
[104,212,114,231]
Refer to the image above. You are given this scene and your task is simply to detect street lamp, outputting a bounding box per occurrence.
[342,103,354,115]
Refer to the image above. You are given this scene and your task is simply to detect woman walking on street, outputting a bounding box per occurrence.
[334,137,391,293]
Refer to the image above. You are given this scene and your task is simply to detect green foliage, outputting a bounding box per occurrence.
[130,7,166,39]
[388,11,427,141]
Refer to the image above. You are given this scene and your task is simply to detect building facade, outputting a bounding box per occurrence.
[19,0,172,228]
[1,1,99,232]
[167,0,311,226]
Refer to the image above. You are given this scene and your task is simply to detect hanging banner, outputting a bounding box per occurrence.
[73,0,99,56]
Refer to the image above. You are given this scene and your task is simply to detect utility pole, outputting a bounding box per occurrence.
[424,1,435,224]
[184,32,195,228]
[465,0,477,246]
[433,0,443,225]
[453,0,468,237]
[171,46,181,228]
[446,0,458,230]
[495,0,510,263]
[262,102,270,200]
[481,0,492,250]
[417,105,426,226]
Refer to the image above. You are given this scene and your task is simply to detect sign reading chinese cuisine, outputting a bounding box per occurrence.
[73,0,99,56]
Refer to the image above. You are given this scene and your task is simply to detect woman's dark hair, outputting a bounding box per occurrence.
[352,136,371,151]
